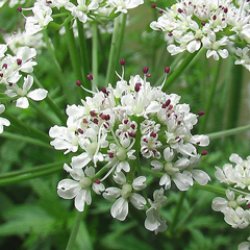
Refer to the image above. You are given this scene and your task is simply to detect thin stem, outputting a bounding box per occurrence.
[33,75,65,124]
[30,101,57,125]
[65,22,82,82]
[0,161,64,179]
[207,124,250,140]
[194,184,226,196]
[226,65,243,129]
[4,113,50,143]
[43,30,65,85]
[76,20,90,84]
[0,163,62,186]
[162,50,202,91]
[92,23,99,89]
[66,212,84,250]
[169,192,186,234]
[199,60,222,133]
[105,14,127,85]
[0,132,51,149]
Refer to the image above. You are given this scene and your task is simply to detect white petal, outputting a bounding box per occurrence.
[23,75,33,92]
[0,104,5,114]
[103,187,121,200]
[116,161,130,173]
[173,172,193,191]
[27,88,48,101]
[132,176,147,191]
[111,197,128,221]
[146,101,161,114]
[163,147,174,161]
[75,189,91,212]
[192,170,210,185]
[218,49,229,59]
[187,40,201,53]
[113,171,126,185]
[190,135,210,146]
[130,193,146,210]
[229,154,243,165]
[71,152,91,169]
[151,160,163,170]
[145,207,161,231]
[159,174,171,190]
[212,197,227,212]
[57,179,79,199]
[16,97,29,109]
[92,183,105,195]
[0,117,10,127]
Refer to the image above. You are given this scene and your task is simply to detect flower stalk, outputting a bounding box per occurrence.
[105,14,127,85]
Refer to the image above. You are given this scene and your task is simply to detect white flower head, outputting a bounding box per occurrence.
[5,75,48,109]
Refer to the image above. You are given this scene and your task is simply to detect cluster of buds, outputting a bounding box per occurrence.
[50,69,210,233]
[212,154,250,249]
[150,0,250,71]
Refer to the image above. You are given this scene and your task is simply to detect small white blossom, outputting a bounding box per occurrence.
[5,75,48,109]
[103,172,146,221]
[0,104,10,133]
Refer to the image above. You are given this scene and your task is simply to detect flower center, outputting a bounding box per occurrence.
[116,147,127,161]
[80,177,92,189]
[121,184,132,199]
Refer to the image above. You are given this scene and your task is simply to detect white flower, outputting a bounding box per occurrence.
[0,104,10,133]
[69,0,100,23]
[215,154,250,190]
[107,0,144,13]
[57,164,104,212]
[50,71,209,229]
[5,75,48,109]
[152,147,210,191]
[103,172,146,221]
[25,2,53,35]
[150,0,250,69]
[145,188,167,233]
[0,44,7,58]
[238,237,250,250]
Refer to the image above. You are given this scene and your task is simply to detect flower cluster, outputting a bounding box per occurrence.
[0,44,48,109]
[21,0,144,36]
[212,154,250,249]
[150,0,250,71]
[50,71,210,232]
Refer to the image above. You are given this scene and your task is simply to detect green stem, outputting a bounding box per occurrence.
[43,30,65,85]
[65,22,82,82]
[95,162,114,179]
[92,23,99,89]
[194,184,225,196]
[162,50,201,91]
[0,132,51,149]
[207,124,250,140]
[77,20,90,82]
[226,65,243,129]
[115,14,127,66]
[33,75,65,124]
[105,14,127,85]
[169,192,186,234]
[0,162,64,179]
[199,60,222,133]
[0,163,62,186]
[30,101,57,125]
[4,113,49,143]
[66,212,83,250]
